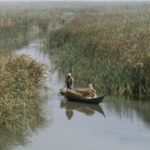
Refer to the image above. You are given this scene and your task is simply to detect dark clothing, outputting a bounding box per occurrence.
[66,82,71,89]
[65,75,74,89]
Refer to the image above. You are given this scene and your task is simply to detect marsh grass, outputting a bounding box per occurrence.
[0,54,44,98]
[0,16,39,52]
[0,6,70,52]
[0,54,45,146]
[47,6,150,97]
[0,3,75,149]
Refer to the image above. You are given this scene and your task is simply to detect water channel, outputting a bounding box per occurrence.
[8,38,150,150]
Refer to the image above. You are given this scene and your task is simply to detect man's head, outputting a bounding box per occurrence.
[67,73,71,76]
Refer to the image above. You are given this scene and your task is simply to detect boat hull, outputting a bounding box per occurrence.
[65,95,105,104]
[60,89,105,104]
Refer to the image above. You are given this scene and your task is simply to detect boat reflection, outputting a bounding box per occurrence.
[60,100,105,120]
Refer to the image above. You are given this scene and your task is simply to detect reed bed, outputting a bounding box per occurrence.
[47,6,150,97]
[0,54,45,142]
[0,6,69,52]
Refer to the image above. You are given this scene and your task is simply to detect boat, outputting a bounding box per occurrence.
[59,89,105,104]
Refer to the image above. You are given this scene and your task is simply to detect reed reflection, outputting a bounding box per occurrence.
[105,96,150,129]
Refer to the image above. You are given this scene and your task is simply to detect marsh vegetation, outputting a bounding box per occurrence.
[0,2,150,150]
[0,2,73,52]
[0,54,46,150]
[47,3,150,97]
[0,2,73,130]
[0,3,57,149]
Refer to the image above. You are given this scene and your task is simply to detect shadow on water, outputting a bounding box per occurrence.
[60,100,105,120]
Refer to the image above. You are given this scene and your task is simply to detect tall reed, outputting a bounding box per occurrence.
[47,6,150,97]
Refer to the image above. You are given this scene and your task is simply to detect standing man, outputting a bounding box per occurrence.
[65,73,74,90]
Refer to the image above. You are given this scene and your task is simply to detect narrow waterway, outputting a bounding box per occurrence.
[11,38,150,150]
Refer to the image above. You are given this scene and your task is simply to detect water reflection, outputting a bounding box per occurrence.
[60,100,105,120]
[105,96,150,129]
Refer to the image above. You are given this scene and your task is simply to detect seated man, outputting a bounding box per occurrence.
[74,84,97,98]
[86,84,97,98]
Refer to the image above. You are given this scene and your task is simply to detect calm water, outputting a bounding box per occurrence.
[10,38,150,150]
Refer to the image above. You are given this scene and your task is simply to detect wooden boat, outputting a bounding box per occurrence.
[59,89,105,104]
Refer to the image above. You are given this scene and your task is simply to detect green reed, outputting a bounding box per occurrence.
[47,5,150,97]
[0,6,68,52]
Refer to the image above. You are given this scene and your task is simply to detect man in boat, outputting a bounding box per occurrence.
[65,73,74,90]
